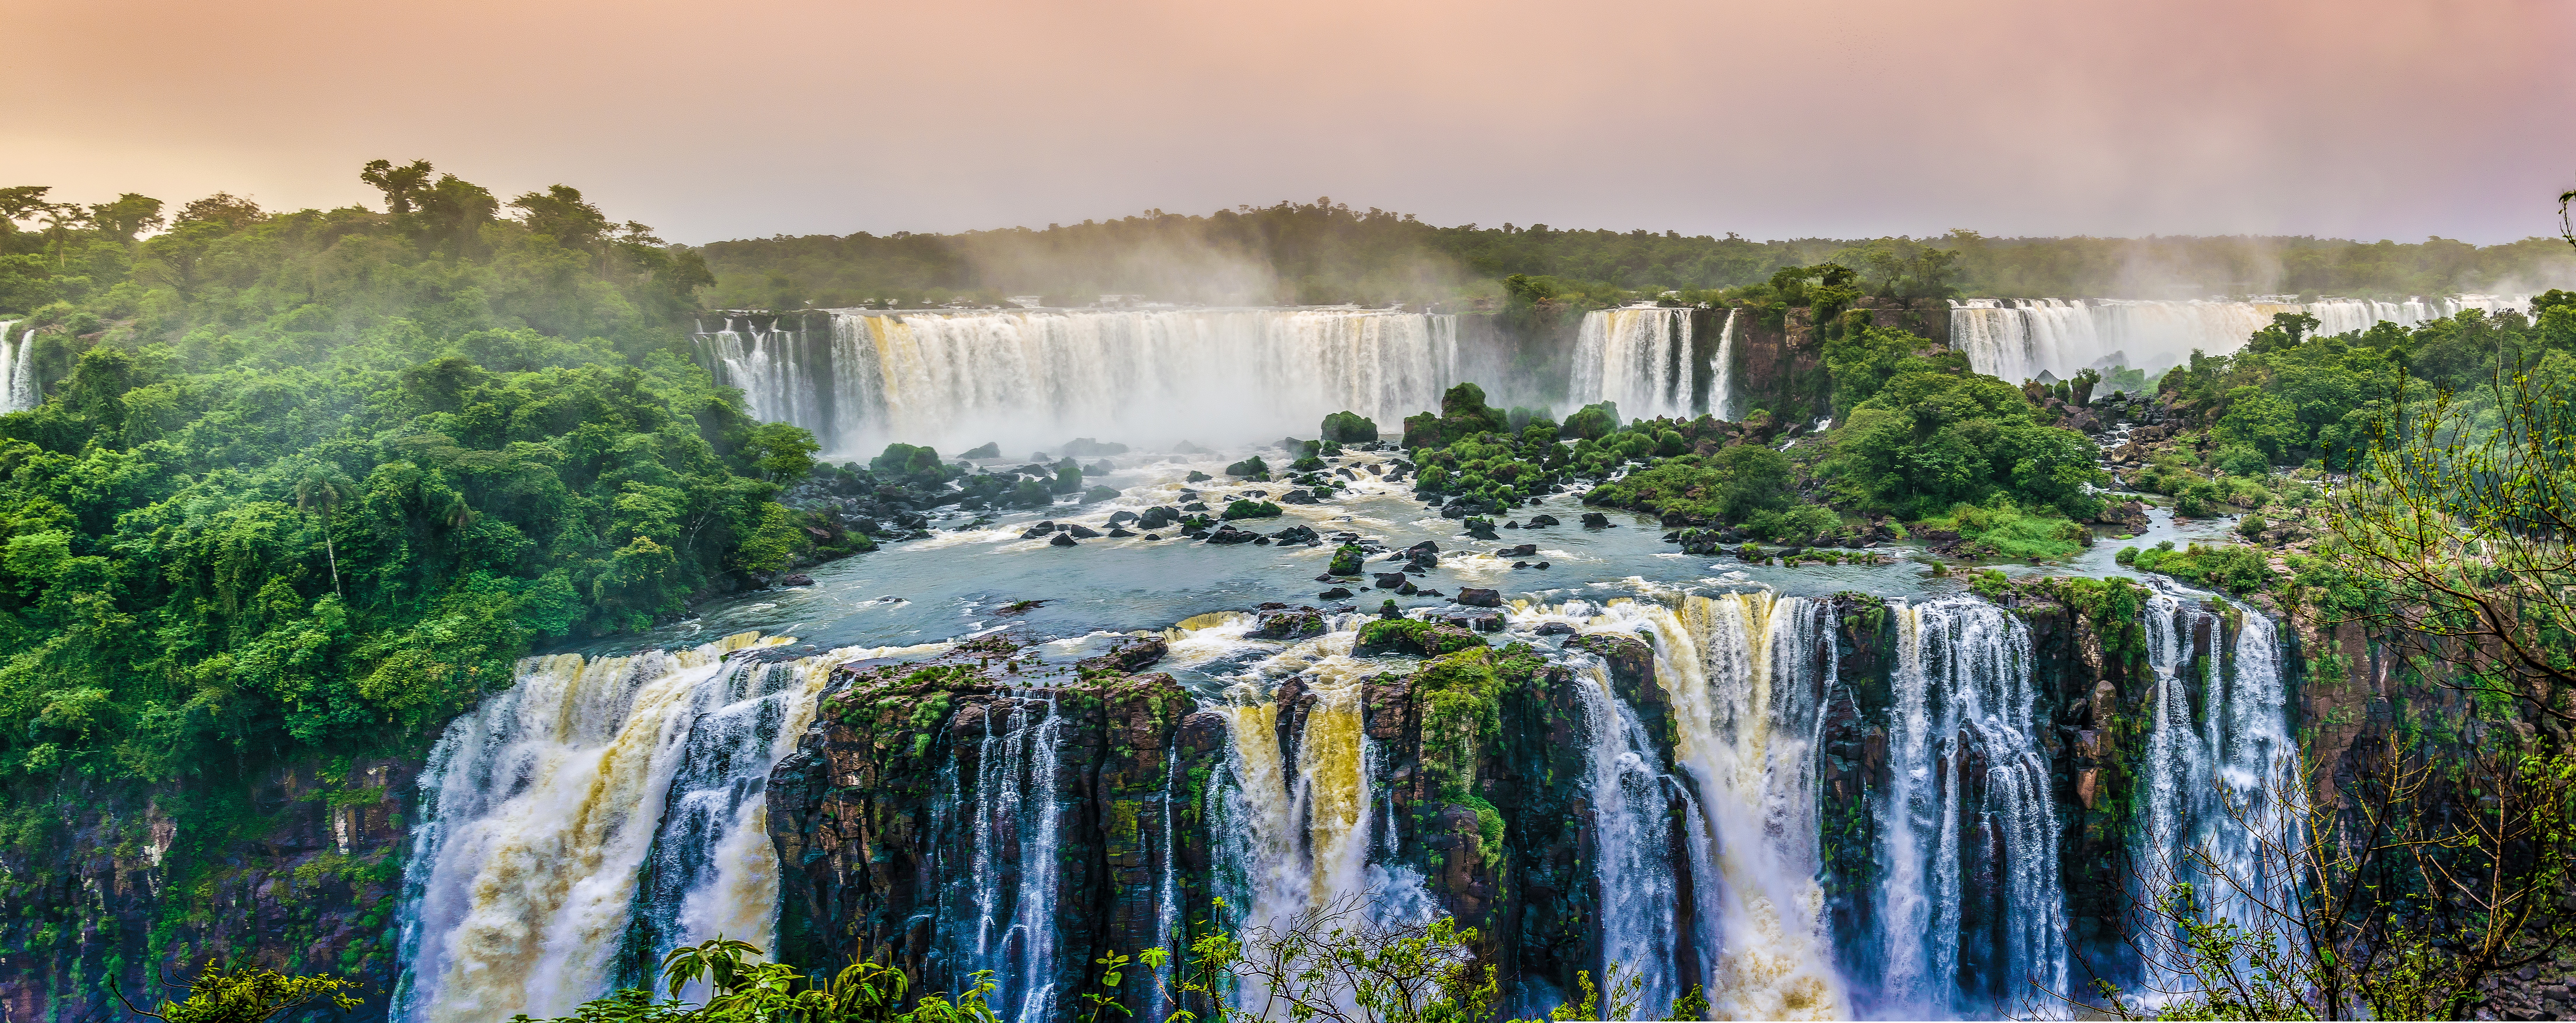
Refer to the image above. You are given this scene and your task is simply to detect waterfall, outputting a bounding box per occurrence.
[699,308,1457,455]
[1572,307,1697,421]
[392,634,946,1022]
[1950,294,2532,381]
[1590,594,1843,1019]
[944,693,1068,1022]
[1873,598,2068,1017]
[1148,746,1183,1023]
[1571,665,1704,1013]
[2131,587,2297,980]
[1709,308,1739,422]
[1,328,34,413]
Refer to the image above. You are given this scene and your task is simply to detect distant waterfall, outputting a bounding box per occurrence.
[1593,594,1843,1019]
[1572,307,1697,422]
[0,327,34,413]
[1709,308,1740,422]
[1951,294,2532,381]
[2132,589,2297,975]
[1873,598,2068,1017]
[695,308,1457,455]
[392,634,945,1022]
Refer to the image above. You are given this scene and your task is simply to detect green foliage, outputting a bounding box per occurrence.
[131,962,363,1023]
[0,163,840,788]
[513,937,998,1023]
[1917,499,2093,561]
[1818,367,2105,520]
[1223,455,1269,479]
[1327,544,1364,576]
[1821,324,1930,412]
[1968,569,2011,601]
[2131,541,2275,594]
[1560,401,1620,441]
[1220,499,1282,520]
[1148,898,1500,1023]
[1583,444,1795,526]
[869,443,949,485]
[1320,410,1379,443]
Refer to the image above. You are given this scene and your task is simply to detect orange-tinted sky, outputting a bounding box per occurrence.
[8,0,2573,244]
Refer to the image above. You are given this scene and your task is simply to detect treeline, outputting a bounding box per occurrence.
[0,164,822,788]
[694,199,2575,309]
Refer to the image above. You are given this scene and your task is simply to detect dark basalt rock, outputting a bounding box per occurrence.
[1185,470,1211,482]
[1320,587,1354,599]
[1108,527,1136,537]
[1272,525,1321,545]
[1049,532,1078,547]
[1280,489,1317,505]
[1022,522,1057,539]
[1375,572,1409,589]
[1252,608,1329,641]
[1495,544,1537,558]
[1206,525,1258,545]
[1527,514,1559,527]
[1580,512,1611,528]
[1138,506,1179,530]
[780,573,815,586]
[1534,621,1578,636]
[1455,588,1502,608]
[1068,525,1102,538]
[1107,510,1139,526]
[1181,501,1209,512]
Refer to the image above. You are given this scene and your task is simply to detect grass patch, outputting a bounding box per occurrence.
[1913,500,2092,561]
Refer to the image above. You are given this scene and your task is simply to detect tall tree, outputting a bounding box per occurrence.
[88,193,165,242]
[359,158,434,215]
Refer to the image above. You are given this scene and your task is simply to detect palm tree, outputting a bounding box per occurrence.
[295,468,354,597]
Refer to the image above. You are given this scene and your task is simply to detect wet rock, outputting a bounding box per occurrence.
[1181,501,1209,512]
[1206,524,1258,545]
[1185,470,1212,482]
[1280,489,1318,505]
[1375,572,1409,589]
[1580,512,1611,528]
[1527,514,1559,527]
[1271,524,1321,545]
[1463,518,1500,541]
[1495,543,1537,558]
[1022,522,1057,539]
[1049,532,1078,547]
[1107,510,1139,526]
[1137,506,1179,530]
[1319,587,1354,599]
[1079,635,1169,673]
[1108,527,1136,537]
[1534,561,1550,569]
[1253,608,1329,641]
[1534,621,1578,636]
[1510,561,1528,569]
[780,573,815,587]
[1466,612,1503,633]
[1455,588,1502,608]
[1068,525,1103,538]
[1142,533,1162,541]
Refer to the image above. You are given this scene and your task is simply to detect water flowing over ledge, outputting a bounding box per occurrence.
[695,308,1458,454]
[1950,295,2532,382]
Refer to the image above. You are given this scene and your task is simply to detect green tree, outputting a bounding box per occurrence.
[359,158,435,215]
[87,193,165,242]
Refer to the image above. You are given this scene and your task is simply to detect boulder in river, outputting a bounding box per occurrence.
[1185,470,1212,482]
[1534,621,1578,636]
[1107,510,1139,526]
[1138,506,1179,529]
[1049,532,1078,547]
[1271,524,1321,545]
[1280,489,1317,504]
[1455,588,1503,608]
[1252,608,1329,640]
[1069,525,1102,538]
[1580,512,1611,528]
[1108,527,1136,537]
[1374,572,1409,589]
[1206,524,1258,545]
[1495,543,1537,558]
[1528,514,1559,527]
[1319,587,1353,599]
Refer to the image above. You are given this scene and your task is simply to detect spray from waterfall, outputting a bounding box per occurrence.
[1710,308,1740,422]
[1951,295,2533,381]
[1572,308,1698,421]
[947,694,1068,1022]
[700,308,1458,454]
[1571,664,1699,1012]
[391,635,947,1023]
[1873,598,2068,1017]
[1584,595,1843,1019]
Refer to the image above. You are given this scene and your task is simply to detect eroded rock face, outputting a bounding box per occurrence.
[766,635,1222,1021]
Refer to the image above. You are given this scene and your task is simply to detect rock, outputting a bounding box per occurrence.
[780,573,815,586]
[1252,608,1329,641]
[1580,512,1611,528]
[1528,514,1559,527]
[1185,470,1212,482]
[1049,532,1078,547]
[1456,588,1502,608]
[1022,523,1057,539]
[1534,561,1549,569]
[2076,768,2101,809]
[1206,525,1257,545]
[1069,525,1102,538]
[1511,561,1528,569]
[1181,501,1209,512]
[1142,533,1162,541]
[1374,572,1409,589]
[1319,587,1354,599]
[1078,635,1169,673]
[1138,506,1179,529]
[1534,621,1577,636]
[1315,573,1337,583]
[1466,612,1502,633]
[1463,518,1500,541]
[1378,599,1402,620]
[1397,581,1419,596]
[1280,489,1318,505]
[1107,510,1139,526]
[1439,503,1467,520]
[1271,524,1321,545]
[1495,543,1537,558]
[1504,520,1519,529]
[1108,527,1136,537]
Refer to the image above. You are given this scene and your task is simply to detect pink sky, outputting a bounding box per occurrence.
[8,0,2572,244]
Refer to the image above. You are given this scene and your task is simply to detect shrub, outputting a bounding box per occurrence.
[1224,455,1270,479]
[1321,410,1379,442]
[1221,499,1283,520]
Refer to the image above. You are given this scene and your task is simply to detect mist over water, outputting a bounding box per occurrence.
[1952,294,2533,381]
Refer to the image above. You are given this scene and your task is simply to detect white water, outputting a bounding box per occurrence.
[1873,598,2068,1017]
[2132,585,2297,983]
[1587,595,1843,1019]
[952,693,1068,1022]
[0,327,34,413]
[1572,307,1698,422]
[392,634,946,1022]
[1571,664,1704,1014]
[697,308,1458,456]
[1951,295,2532,381]
[1709,308,1740,422]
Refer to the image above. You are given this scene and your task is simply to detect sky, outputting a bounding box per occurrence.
[8,0,2574,246]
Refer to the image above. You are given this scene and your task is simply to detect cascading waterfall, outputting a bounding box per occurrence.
[2132,587,2297,981]
[1586,595,1843,1019]
[1951,294,2532,381]
[1,327,34,413]
[1572,307,1697,421]
[1570,664,1704,1014]
[697,308,1457,454]
[392,634,946,1023]
[943,693,1068,1023]
[1872,598,2068,1017]
[1709,308,1739,422]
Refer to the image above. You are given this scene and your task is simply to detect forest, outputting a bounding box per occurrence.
[0,167,822,791]
[690,198,2576,310]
